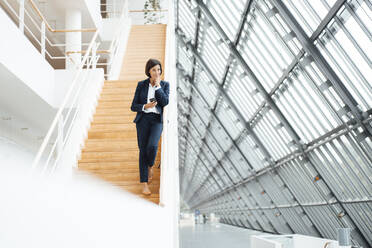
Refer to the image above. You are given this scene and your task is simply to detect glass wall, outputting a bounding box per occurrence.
[176,0,372,247]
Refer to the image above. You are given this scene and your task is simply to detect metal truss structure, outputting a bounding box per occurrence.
[175,0,372,247]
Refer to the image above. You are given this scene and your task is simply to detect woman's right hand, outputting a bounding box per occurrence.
[144,101,157,109]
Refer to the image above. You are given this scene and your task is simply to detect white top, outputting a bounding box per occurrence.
[142,83,161,114]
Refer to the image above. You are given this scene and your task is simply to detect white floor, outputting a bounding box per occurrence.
[179,222,262,248]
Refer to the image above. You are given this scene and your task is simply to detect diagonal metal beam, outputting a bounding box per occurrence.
[183,1,256,196]
[176,30,274,163]
[192,0,306,149]
[178,103,226,198]
[183,124,233,202]
[178,2,349,212]
[177,0,372,243]
[178,93,200,195]
[209,0,254,110]
[177,79,254,170]
[186,140,225,191]
[181,2,204,170]
[309,0,347,41]
[177,22,366,245]
[269,2,371,245]
[186,110,242,196]
[271,0,372,138]
[178,90,295,235]
[181,138,225,201]
[178,91,257,204]
[179,1,370,244]
[177,69,323,236]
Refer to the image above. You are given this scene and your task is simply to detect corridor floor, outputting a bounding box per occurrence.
[179,222,262,248]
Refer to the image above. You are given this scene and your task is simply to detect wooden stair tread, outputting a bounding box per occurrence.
[87,132,137,139]
[79,161,140,168]
[92,116,135,124]
[94,109,136,116]
[99,94,134,100]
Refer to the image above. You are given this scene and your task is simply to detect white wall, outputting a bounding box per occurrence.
[54,69,103,107]
[0,7,55,106]
[251,236,283,248]
[101,18,121,41]
[0,68,104,171]
[83,0,102,30]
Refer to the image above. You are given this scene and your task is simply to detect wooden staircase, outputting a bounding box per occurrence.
[78,24,167,204]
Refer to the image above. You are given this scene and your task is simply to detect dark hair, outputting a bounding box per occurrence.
[145,58,162,78]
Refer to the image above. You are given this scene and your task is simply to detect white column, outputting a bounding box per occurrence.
[65,9,82,69]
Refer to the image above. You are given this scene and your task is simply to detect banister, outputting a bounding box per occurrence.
[31,30,100,170]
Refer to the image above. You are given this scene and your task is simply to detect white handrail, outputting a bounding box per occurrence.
[31,30,100,171]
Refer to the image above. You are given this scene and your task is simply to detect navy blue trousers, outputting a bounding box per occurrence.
[135,113,163,183]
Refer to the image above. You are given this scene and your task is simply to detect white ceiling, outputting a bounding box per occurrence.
[0,63,56,148]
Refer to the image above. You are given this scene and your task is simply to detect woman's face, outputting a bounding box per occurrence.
[149,64,161,79]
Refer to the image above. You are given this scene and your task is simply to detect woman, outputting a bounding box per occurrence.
[130,59,169,195]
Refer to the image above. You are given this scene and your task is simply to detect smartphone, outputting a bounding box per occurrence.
[150,98,156,102]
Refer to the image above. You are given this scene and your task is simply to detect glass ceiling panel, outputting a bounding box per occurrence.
[236,136,265,171]
[273,63,341,143]
[226,70,264,122]
[205,135,224,161]
[194,69,220,106]
[198,18,231,82]
[178,0,197,43]
[209,121,232,152]
[178,46,194,76]
[215,101,244,140]
[177,0,372,245]
[220,159,241,184]
[252,107,294,160]
[315,1,372,112]
[227,149,252,179]
[207,0,245,38]
[282,0,337,36]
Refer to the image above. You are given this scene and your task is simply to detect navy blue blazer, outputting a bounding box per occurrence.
[130,78,169,123]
